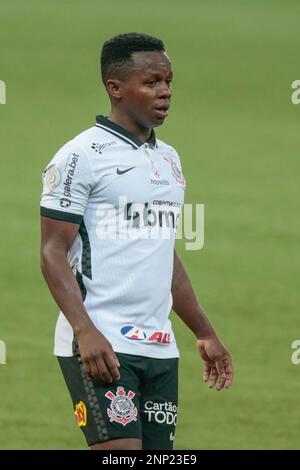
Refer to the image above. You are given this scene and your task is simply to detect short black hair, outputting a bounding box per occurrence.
[101,32,165,84]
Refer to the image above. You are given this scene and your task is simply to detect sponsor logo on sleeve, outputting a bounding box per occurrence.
[63,153,79,200]
[43,164,61,193]
[60,197,71,208]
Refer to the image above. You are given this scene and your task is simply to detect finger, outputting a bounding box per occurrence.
[203,363,211,382]
[214,356,227,390]
[96,358,113,384]
[216,369,227,391]
[82,359,92,378]
[105,353,121,381]
[224,357,234,388]
[114,353,121,369]
[89,359,100,380]
[216,356,233,390]
[209,367,218,388]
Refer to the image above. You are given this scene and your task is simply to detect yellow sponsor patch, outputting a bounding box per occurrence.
[74,401,87,427]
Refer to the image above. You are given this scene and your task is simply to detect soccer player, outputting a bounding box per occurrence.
[40,33,233,451]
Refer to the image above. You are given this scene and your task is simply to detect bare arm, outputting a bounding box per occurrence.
[171,249,233,390]
[40,216,120,383]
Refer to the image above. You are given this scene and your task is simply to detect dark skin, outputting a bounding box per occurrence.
[106,50,173,141]
[41,50,233,450]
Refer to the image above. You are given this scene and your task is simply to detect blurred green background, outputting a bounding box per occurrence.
[0,0,299,450]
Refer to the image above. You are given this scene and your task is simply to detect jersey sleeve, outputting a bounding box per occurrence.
[40,142,94,224]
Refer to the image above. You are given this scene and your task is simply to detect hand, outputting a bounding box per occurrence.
[77,325,121,384]
[197,335,233,391]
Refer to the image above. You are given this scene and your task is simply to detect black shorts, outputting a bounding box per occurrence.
[58,350,179,450]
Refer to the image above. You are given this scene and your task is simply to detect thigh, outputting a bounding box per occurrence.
[57,352,143,447]
[91,438,142,450]
[140,358,179,450]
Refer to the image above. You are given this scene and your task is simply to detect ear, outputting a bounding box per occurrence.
[106,79,123,99]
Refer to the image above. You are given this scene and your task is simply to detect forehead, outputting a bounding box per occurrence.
[130,50,172,74]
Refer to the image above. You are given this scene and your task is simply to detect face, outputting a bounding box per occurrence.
[108,50,173,129]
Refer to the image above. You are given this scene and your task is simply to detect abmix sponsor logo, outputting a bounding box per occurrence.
[96,196,204,250]
[125,201,180,230]
[121,326,171,344]
[144,401,178,425]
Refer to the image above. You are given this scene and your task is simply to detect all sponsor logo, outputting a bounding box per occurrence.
[74,401,87,427]
[121,326,171,344]
[105,387,137,426]
[121,326,147,340]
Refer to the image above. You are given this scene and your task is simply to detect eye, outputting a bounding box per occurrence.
[147,80,157,87]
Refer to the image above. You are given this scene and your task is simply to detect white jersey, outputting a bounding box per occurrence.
[40,116,186,359]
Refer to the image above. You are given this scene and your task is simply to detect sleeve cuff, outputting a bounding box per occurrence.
[40,206,83,224]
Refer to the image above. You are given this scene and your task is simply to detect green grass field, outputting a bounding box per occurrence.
[0,0,299,449]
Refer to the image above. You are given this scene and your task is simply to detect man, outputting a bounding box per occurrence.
[40,33,233,451]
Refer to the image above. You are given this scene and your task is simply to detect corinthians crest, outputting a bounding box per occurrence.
[163,155,185,186]
[105,387,138,426]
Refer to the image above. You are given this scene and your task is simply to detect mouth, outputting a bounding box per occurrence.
[154,104,170,119]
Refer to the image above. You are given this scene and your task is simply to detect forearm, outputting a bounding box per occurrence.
[41,247,94,335]
[171,251,216,339]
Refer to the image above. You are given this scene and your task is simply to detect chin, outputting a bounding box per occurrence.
[150,117,166,128]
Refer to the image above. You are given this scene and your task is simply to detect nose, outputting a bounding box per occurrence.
[158,82,172,99]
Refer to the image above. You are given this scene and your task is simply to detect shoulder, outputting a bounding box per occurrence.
[71,125,116,153]
[47,125,108,174]
[52,124,113,160]
[58,125,106,156]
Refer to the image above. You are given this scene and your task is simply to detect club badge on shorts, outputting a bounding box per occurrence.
[105,386,138,426]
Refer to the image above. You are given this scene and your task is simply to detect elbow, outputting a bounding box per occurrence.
[40,244,67,278]
[40,245,53,278]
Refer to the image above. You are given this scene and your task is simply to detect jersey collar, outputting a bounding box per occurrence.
[95,115,157,149]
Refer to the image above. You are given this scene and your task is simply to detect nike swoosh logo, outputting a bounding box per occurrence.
[116,166,135,175]
[170,432,175,441]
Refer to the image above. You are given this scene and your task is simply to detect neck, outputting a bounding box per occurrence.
[108,109,151,143]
